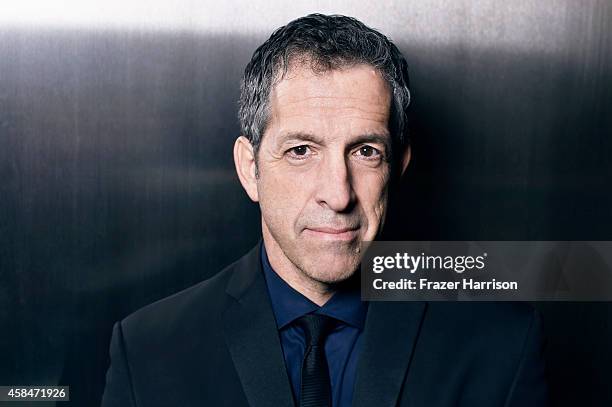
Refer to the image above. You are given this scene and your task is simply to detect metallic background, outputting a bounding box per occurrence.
[1,1,611,405]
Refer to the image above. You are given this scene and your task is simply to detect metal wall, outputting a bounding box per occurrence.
[1,1,611,405]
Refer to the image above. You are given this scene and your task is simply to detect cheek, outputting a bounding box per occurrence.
[354,171,389,230]
[257,167,313,227]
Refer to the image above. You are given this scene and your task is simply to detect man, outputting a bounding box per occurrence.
[102,14,548,407]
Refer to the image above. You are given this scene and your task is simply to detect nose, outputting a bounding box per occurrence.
[314,153,356,212]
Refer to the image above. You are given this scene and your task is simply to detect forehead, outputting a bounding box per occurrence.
[267,63,392,138]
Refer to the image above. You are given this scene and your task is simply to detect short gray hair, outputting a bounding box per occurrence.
[238,13,411,160]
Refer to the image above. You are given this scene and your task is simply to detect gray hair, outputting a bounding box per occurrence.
[238,13,411,160]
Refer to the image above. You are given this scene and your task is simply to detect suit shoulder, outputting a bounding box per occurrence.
[425,302,540,350]
[428,301,536,324]
[119,258,240,344]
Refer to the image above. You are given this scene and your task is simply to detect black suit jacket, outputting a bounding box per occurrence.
[101,243,548,406]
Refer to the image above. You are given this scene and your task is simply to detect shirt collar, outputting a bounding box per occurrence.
[261,243,368,330]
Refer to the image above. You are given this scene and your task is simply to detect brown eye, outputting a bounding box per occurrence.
[292,146,309,155]
[360,146,375,157]
[355,145,381,159]
[286,145,314,161]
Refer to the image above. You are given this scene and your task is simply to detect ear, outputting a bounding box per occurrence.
[233,136,259,202]
[400,144,412,176]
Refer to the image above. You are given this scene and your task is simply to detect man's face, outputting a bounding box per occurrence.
[238,63,400,285]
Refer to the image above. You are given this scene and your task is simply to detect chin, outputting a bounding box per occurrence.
[308,269,355,285]
[301,252,360,284]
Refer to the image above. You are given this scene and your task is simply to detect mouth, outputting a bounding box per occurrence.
[303,226,360,241]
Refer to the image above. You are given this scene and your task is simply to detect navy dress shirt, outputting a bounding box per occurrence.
[261,245,369,407]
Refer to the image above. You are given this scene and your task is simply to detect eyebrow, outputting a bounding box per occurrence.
[276,132,392,153]
[276,132,325,146]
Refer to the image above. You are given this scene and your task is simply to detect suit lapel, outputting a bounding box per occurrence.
[352,301,427,407]
[222,243,295,407]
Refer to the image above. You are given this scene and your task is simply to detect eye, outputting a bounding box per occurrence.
[354,145,382,160]
[291,146,309,156]
[286,145,314,160]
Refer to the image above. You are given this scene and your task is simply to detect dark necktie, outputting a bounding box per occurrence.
[297,313,337,407]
